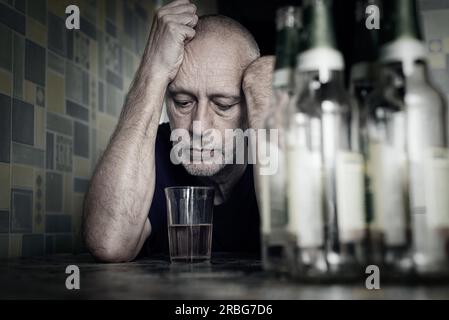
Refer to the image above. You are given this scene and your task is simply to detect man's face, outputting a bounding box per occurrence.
[166,37,250,176]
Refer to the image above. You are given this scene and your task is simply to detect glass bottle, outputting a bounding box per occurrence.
[288,0,365,281]
[260,6,302,273]
[380,0,449,278]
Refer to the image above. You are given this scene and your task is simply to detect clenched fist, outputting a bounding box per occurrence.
[242,56,275,130]
[143,0,198,82]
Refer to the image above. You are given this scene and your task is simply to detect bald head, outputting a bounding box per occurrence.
[192,15,260,63]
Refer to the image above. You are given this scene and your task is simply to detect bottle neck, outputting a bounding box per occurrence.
[302,0,337,50]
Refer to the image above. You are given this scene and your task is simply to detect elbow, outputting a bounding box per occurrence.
[82,219,136,263]
[85,236,136,263]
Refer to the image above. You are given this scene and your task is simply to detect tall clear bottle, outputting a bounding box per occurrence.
[287,0,365,281]
[260,6,302,273]
[365,63,412,277]
[349,0,382,266]
[380,0,449,278]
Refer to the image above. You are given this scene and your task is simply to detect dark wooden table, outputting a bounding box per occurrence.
[1,254,448,299]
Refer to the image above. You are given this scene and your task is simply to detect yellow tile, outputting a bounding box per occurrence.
[428,53,447,70]
[47,71,65,114]
[48,0,71,17]
[24,80,35,104]
[27,17,47,46]
[443,37,449,53]
[97,0,105,32]
[90,41,98,80]
[116,0,124,31]
[9,234,22,258]
[34,106,45,149]
[98,129,112,151]
[98,113,117,134]
[34,170,45,233]
[64,173,73,215]
[0,69,12,95]
[74,156,90,178]
[12,165,34,188]
[0,163,11,210]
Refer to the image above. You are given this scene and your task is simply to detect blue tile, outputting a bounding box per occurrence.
[47,112,73,136]
[11,188,33,233]
[45,214,71,233]
[66,99,89,122]
[106,70,123,90]
[0,93,11,163]
[74,121,89,158]
[66,61,89,106]
[12,143,45,168]
[54,234,73,253]
[80,16,97,40]
[26,0,46,25]
[14,0,25,13]
[45,172,62,213]
[36,86,44,107]
[47,51,65,74]
[48,13,67,57]
[0,234,8,258]
[0,23,12,71]
[98,81,104,112]
[106,0,116,22]
[13,33,24,99]
[22,234,44,257]
[0,211,9,233]
[46,131,54,170]
[66,29,74,61]
[12,98,34,146]
[25,39,46,87]
[106,19,117,37]
[74,177,89,193]
[0,2,26,35]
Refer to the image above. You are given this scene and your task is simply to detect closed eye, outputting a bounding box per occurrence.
[174,100,194,108]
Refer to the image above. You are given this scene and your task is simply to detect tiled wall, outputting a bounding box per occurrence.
[0,0,217,259]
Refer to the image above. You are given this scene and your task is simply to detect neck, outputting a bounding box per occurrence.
[198,163,247,205]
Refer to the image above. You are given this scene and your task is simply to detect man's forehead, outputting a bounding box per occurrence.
[170,61,243,95]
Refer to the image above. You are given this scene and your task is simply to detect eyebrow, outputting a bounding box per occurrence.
[168,87,241,101]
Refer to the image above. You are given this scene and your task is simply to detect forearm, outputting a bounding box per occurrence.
[83,69,168,262]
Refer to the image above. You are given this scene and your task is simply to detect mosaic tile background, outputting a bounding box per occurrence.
[0,0,217,258]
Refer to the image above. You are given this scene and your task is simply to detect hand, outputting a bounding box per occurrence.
[143,0,198,82]
[242,56,275,130]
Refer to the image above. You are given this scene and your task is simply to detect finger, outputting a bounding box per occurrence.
[177,24,196,42]
[163,0,191,9]
[163,13,198,28]
[159,3,197,16]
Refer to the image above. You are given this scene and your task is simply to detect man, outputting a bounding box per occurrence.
[83,0,274,262]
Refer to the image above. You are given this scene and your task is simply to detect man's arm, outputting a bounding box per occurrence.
[242,56,275,212]
[83,0,198,263]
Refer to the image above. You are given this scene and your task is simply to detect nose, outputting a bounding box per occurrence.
[190,99,213,138]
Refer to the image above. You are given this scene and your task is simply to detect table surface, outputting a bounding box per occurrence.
[1,253,449,299]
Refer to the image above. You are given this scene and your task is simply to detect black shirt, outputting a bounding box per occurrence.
[143,123,261,256]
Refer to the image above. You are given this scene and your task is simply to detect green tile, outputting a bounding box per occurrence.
[0,23,12,71]
[12,142,45,168]
[47,51,65,74]
[46,112,73,136]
